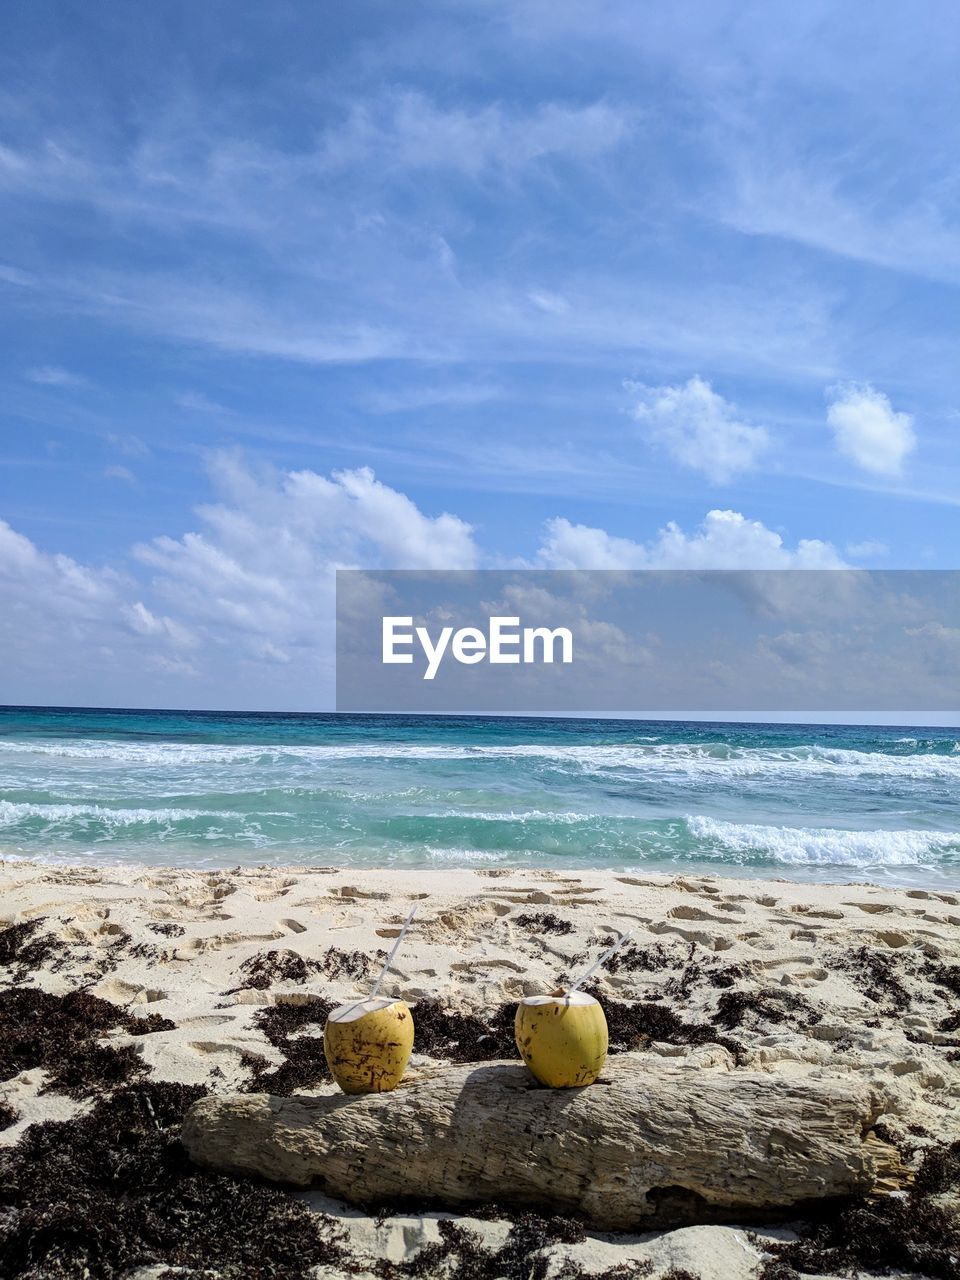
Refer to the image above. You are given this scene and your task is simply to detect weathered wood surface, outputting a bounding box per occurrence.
[182,1056,906,1230]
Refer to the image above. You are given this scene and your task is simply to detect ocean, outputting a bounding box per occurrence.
[0,706,958,887]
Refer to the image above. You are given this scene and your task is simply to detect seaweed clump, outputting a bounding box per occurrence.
[318,946,387,981]
[924,961,960,1000]
[603,940,687,976]
[126,1012,176,1037]
[0,988,157,1099]
[0,918,68,982]
[581,987,744,1063]
[237,948,319,989]
[146,921,185,938]
[412,999,517,1063]
[0,1080,352,1279]
[515,913,574,936]
[830,944,913,1012]
[242,996,334,1095]
[756,1140,960,1280]
[374,1212,652,1280]
[711,988,820,1033]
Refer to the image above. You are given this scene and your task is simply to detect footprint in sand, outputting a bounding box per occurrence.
[450,958,526,974]
[330,885,390,901]
[667,904,733,924]
[789,905,845,920]
[94,977,169,1004]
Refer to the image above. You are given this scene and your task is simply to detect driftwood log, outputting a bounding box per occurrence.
[182,1057,907,1231]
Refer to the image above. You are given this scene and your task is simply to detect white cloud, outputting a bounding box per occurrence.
[0,519,120,614]
[132,456,479,664]
[627,376,770,482]
[124,601,196,650]
[364,381,502,414]
[845,539,889,560]
[1,459,857,706]
[175,391,231,415]
[826,382,916,475]
[105,433,150,457]
[0,460,480,705]
[25,364,88,388]
[528,290,570,315]
[538,508,846,569]
[321,93,633,178]
[717,160,960,286]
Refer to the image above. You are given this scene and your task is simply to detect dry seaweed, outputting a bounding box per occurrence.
[146,922,185,938]
[412,999,517,1063]
[318,946,387,981]
[515,912,574,936]
[924,961,960,1000]
[0,918,68,982]
[711,988,820,1032]
[126,1012,176,1037]
[128,941,164,962]
[242,1036,330,1095]
[252,996,333,1046]
[241,997,335,1096]
[0,988,173,1099]
[44,1042,147,1099]
[374,1212,652,1280]
[581,987,744,1062]
[830,944,914,1012]
[0,1081,353,1279]
[237,948,319,989]
[605,940,688,975]
[756,1139,960,1280]
[913,1138,960,1197]
[661,956,749,1001]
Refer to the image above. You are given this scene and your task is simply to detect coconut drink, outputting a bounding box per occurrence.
[515,928,632,1089]
[515,989,608,1088]
[324,904,417,1095]
[324,996,414,1094]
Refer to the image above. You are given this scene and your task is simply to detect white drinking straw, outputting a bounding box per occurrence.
[369,903,418,1000]
[567,928,635,993]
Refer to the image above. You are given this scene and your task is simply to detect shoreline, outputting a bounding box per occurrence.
[1,851,954,895]
[2,860,959,1277]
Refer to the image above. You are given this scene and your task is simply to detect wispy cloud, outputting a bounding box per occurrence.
[363,381,503,414]
[25,364,89,388]
[103,464,135,483]
[715,160,960,285]
[316,91,634,177]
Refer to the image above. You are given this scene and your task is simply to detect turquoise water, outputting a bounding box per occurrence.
[0,707,958,887]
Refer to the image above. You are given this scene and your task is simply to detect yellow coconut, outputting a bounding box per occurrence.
[515,989,608,1088]
[324,996,414,1094]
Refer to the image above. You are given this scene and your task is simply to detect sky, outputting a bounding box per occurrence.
[1,1,959,710]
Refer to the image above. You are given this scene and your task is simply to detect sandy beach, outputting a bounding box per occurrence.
[2,859,959,1279]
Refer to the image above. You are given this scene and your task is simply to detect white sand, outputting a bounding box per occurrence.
[2,860,959,1278]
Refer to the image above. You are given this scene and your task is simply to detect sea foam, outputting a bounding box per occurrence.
[685,815,960,867]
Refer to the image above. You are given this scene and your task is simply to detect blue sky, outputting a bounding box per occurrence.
[1,1,959,709]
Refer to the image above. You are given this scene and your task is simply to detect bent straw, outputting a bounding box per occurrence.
[567,928,635,993]
[369,903,418,1000]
